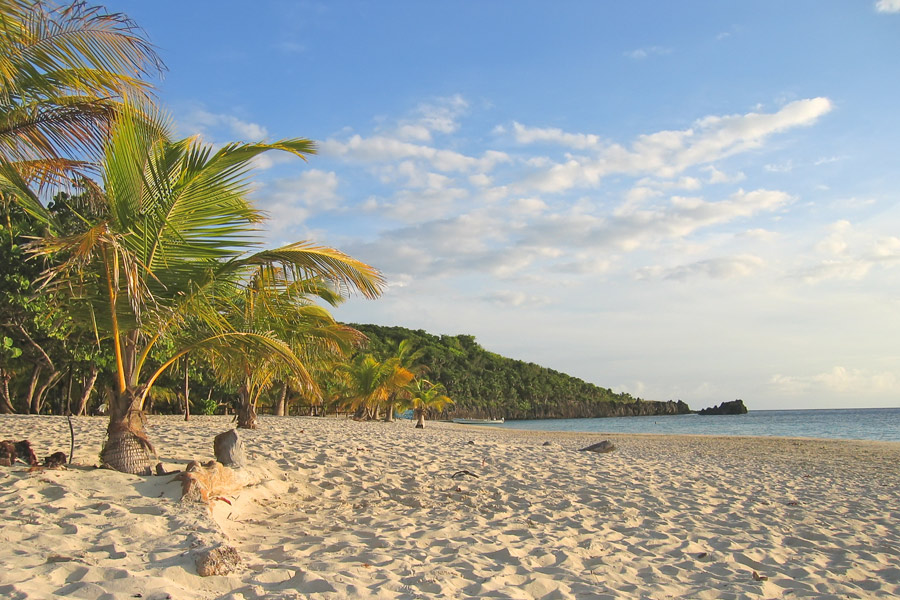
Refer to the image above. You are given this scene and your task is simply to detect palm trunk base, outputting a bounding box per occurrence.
[237,403,258,429]
[101,410,156,475]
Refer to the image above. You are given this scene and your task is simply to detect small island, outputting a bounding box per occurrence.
[697,399,749,415]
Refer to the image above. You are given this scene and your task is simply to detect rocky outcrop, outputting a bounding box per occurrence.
[697,399,748,415]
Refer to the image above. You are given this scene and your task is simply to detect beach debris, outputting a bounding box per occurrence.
[0,439,39,466]
[752,571,768,581]
[580,440,617,453]
[46,553,77,563]
[43,452,67,469]
[451,469,479,479]
[466,440,475,445]
[542,441,553,446]
[214,429,245,467]
[193,543,242,576]
[0,440,15,466]
[15,440,38,465]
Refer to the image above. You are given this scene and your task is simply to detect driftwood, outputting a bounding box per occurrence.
[177,460,260,504]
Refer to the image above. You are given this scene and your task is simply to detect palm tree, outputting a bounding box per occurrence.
[382,338,424,422]
[205,271,365,429]
[31,105,384,473]
[406,379,453,428]
[341,354,414,421]
[0,0,163,221]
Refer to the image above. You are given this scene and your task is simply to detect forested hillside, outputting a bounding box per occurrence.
[351,324,691,420]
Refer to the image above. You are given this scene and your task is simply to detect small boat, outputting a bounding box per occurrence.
[452,417,505,424]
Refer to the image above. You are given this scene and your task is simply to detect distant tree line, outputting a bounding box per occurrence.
[350,324,691,420]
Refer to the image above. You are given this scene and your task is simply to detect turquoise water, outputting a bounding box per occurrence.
[495,408,900,442]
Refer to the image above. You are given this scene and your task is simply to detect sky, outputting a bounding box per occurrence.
[103,1,900,410]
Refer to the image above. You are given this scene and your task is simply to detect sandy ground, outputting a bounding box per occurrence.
[0,414,898,599]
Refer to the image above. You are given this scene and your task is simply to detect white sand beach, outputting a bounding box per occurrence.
[1,414,898,599]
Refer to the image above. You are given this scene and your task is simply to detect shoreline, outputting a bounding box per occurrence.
[2,414,899,599]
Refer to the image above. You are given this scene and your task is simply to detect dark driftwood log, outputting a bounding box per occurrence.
[213,429,245,467]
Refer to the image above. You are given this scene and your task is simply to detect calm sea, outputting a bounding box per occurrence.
[496,407,900,442]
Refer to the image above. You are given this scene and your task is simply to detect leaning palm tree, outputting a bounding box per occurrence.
[31,104,383,473]
[0,0,163,221]
[406,379,453,429]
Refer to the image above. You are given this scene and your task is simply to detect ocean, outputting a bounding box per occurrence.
[495,407,900,442]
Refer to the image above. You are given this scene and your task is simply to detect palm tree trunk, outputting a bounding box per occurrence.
[100,387,157,475]
[183,360,190,422]
[384,402,395,422]
[236,384,258,429]
[415,409,425,429]
[0,370,15,414]
[73,364,99,416]
[25,363,41,414]
[32,369,62,415]
[275,382,287,416]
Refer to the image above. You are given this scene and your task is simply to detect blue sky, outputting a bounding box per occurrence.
[106,1,900,410]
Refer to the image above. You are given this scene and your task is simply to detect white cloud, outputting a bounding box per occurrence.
[526,189,791,254]
[180,108,269,141]
[483,290,552,308]
[770,367,900,395]
[511,122,601,150]
[521,98,832,193]
[801,222,900,283]
[261,169,341,230]
[703,166,746,184]
[764,160,793,173]
[815,220,852,256]
[876,0,900,13]
[636,254,765,281]
[321,135,509,173]
[624,46,672,60]
[389,95,469,142]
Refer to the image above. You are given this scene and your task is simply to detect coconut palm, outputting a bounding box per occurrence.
[0,0,162,221]
[341,353,415,421]
[205,270,365,429]
[30,104,384,473]
[406,379,453,428]
[382,338,424,422]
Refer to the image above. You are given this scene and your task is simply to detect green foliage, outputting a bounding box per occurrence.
[193,393,219,416]
[351,324,648,420]
[0,336,21,360]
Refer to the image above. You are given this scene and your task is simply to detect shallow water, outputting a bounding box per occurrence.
[495,407,900,442]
